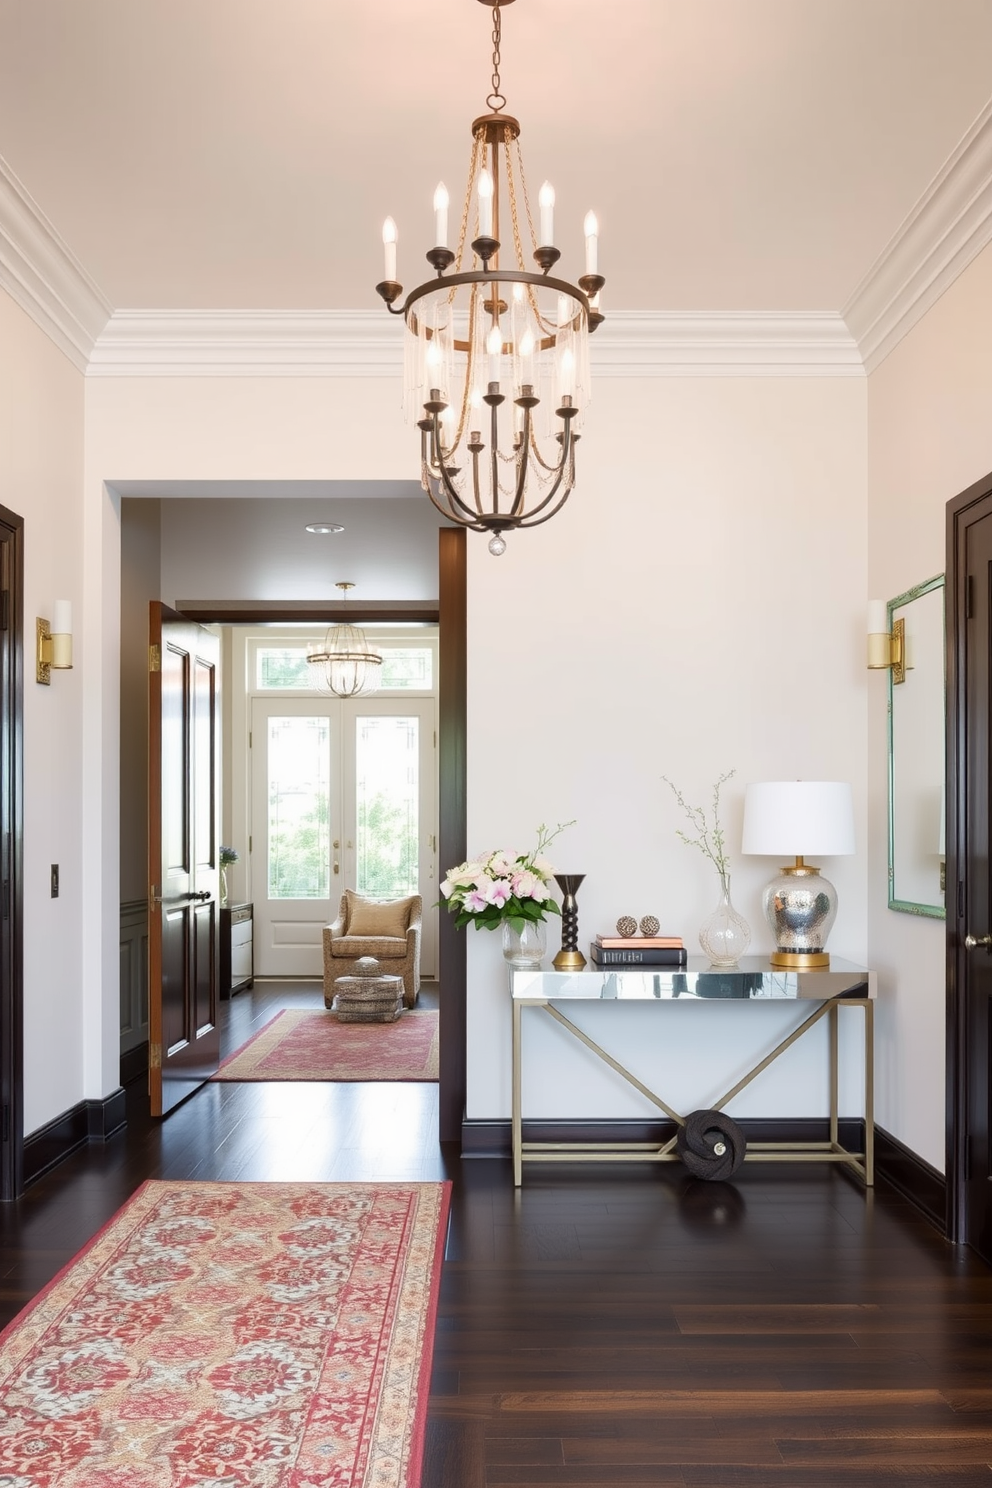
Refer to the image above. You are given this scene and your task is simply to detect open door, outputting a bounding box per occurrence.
[148,603,221,1116]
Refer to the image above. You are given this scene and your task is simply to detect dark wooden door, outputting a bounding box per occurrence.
[947,470,992,1256]
[0,508,22,1198]
[148,603,220,1116]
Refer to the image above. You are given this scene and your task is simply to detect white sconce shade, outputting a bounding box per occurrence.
[36,600,73,683]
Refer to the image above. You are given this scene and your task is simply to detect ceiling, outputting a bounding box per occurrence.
[2,0,991,317]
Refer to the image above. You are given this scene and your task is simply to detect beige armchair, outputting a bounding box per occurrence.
[323,890,422,1009]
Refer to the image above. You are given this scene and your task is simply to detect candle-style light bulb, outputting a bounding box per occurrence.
[539,181,555,246]
[559,347,575,401]
[487,323,503,384]
[433,182,449,248]
[519,326,536,390]
[382,217,398,281]
[478,168,494,238]
[583,211,599,275]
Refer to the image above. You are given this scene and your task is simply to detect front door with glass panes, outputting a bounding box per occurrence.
[247,636,438,979]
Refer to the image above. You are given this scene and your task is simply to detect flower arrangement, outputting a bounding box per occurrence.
[219,845,240,868]
[662,770,735,890]
[440,821,574,934]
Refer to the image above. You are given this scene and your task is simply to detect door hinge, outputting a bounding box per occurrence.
[149,644,161,673]
[149,1042,162,1070]
[966,575,974,620]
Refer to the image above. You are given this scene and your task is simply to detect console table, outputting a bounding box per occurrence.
[510,958,874,1187]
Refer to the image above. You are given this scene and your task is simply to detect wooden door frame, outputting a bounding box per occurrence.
[945,468,992,1241]
[0,506,23,1199]
[180,527,468,1144]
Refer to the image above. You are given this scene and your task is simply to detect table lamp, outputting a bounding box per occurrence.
[741,781,855,968]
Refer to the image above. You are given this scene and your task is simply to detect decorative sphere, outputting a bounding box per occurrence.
[639,915,660,937]
[488,532,507,556]
[616,915,637,937]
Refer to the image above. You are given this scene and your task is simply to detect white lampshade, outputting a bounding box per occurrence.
[742,781,855,858]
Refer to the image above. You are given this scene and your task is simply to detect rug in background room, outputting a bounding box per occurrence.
[0,1178,449,1486]
[213,1008,440,1082]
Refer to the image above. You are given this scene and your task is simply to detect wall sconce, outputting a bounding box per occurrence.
[867,599,905,684]
[37,601,73,685]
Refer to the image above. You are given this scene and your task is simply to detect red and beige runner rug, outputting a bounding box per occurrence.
[214,1009,439,1083]
[0,1178,449,1486]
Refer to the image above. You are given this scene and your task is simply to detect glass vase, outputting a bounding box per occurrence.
[699,878,750,967]
[502,918,547,970]
[220,865,229,907]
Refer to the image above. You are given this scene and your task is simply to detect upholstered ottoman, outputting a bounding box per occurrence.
[332,956,404,1023]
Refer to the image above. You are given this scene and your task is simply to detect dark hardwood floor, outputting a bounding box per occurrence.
[3,979,992,1485]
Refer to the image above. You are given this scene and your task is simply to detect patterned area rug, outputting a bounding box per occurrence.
[0,1178,449,1486]
[213,1009,440,1083]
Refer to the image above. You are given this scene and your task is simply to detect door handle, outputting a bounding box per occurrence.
[964,933,992,949]
[333,861,339,874]
[190,890,211,901]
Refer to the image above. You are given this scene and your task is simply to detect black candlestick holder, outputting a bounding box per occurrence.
[553,873,586,971]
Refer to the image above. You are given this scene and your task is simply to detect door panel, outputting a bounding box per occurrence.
[948,472,992,1258]
[149,604,221,1115]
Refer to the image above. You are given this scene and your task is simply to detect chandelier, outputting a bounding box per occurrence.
[306,584,382,697]
[375,0,604,556]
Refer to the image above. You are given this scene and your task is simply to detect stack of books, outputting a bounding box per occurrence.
[589,934,686,967]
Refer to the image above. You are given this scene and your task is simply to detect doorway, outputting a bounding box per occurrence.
[947,467,992,1259]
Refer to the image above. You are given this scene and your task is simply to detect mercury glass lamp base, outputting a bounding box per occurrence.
[762,862,838,970]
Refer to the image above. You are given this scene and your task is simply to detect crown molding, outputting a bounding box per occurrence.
[844,99,992,374]
[0,156,111,372]
[87,310,406,377]
[590,311,862,376]
[87,307,862,378]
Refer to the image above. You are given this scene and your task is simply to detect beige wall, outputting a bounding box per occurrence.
[867,242,992,1172]
[0,291,86,1134]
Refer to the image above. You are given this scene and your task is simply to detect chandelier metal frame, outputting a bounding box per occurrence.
[306,583,383,698]
[375,0,605,555]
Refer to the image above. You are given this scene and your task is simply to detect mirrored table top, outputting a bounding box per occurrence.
[511,957,873,1002]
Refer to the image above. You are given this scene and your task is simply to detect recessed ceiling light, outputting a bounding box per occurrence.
[306,522,345,534]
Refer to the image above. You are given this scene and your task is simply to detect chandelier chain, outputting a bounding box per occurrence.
[487,2,506,112]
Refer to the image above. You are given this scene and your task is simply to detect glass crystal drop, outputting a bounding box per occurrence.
[488,532,507,556]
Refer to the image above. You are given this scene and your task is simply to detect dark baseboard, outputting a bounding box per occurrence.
[873,1123,946,1232]
[24,1089,128,1188]
[461,1114,947,1231]
[120,1041,149,1087]
[461,1115,863,1158]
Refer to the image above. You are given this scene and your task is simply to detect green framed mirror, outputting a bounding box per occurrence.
[888,573,945,918]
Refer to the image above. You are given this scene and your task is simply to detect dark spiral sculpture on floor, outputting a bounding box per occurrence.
[675,1109,747,1180]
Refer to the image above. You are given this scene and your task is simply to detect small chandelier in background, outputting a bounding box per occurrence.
[375,0,604,556]
[307,583,382,698]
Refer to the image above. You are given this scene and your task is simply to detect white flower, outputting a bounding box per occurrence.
[532,854,555,878]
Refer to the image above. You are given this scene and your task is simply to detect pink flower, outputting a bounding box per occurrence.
[463,887,489,913]
[486,879,513,908]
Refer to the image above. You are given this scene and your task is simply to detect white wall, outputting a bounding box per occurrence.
[466,374,870,1121]
[867,241,992,1172]
[85,368,871,1129]
[0,290,86,1135]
